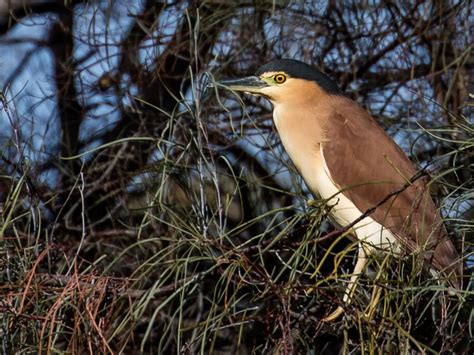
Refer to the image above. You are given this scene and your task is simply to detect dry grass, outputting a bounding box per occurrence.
[0,2,472,353]
[1,93,472,354]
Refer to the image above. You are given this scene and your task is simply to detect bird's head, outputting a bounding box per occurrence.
[216,59,342,103]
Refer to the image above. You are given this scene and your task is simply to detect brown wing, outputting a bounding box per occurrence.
[322,97,462,287]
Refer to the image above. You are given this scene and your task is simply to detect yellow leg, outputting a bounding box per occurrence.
[363,252,391,319]
[364,285,382,319]
[323,244,370,322]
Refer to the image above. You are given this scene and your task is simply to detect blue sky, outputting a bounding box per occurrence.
[0,1,470,219]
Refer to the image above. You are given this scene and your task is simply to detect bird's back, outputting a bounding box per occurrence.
[321,96,462,288]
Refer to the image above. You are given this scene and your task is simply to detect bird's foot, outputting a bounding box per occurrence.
[322,306,345,322]
[363,286,382,319]
[363,303,377,319]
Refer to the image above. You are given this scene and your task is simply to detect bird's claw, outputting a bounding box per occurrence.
[322,306,345,322]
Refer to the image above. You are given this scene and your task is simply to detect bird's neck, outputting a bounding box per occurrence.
[272,96,332,145]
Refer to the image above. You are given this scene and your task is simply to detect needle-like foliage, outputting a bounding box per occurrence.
[0,1,472,353]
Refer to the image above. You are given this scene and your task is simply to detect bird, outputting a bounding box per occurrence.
[216,59,462,321]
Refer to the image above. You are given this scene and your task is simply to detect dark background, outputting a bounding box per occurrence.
[0,1,472,353]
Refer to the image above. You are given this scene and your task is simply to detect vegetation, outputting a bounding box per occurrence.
[0,1,472,353]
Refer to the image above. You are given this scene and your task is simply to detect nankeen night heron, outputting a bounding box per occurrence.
[216,59,462,321]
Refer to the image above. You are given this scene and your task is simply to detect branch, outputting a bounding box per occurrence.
[49,10,83,179]
[0,0,82,35]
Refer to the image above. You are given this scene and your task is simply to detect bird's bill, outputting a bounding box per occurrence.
[216,76,268,94]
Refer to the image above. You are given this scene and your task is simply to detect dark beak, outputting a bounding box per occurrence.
[214,76,268,94]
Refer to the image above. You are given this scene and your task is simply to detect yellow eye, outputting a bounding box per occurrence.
[274,74,287,84]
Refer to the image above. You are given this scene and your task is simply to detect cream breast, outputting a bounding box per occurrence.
[273,103,399,253]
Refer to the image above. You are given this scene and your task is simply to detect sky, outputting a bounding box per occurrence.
[0,0,470,220]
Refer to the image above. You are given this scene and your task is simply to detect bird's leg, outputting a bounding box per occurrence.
[364,285,382,319]
[323,244,370,322]
[364,252,390,319]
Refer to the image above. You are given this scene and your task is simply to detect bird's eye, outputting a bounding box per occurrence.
[274,74,287,84]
